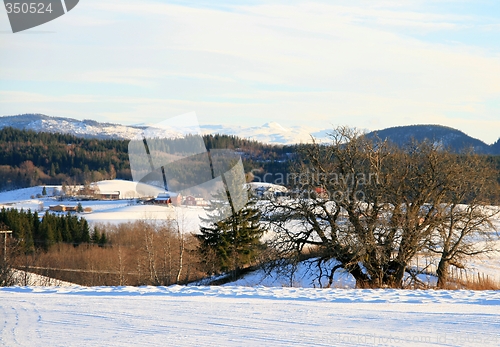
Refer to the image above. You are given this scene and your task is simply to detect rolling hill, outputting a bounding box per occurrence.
[366,124,499,154]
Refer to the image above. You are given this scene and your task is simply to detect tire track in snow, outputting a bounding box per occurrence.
[1,288,499,346]
[0,298,41,346]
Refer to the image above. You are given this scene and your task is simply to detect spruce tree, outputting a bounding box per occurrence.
[18,211,34,254]
[197,184,265,276]
[91,226,100,244]
[98,231,108,247]
[40,218,55,251]
[79,219,91,244]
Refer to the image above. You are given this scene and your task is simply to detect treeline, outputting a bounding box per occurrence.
[2,126,498,192]
[0,127,130,190]
[0,208,107,253]
[2,220,202,286]
[0,127,294,190]
[0,207,202,287]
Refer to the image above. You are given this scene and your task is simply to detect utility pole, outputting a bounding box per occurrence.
[1,230,12,262]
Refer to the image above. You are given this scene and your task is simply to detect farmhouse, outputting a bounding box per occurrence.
[96,191,120,200]
[183,195,207,207]
[49,205,78,212]
[154,193,182,206]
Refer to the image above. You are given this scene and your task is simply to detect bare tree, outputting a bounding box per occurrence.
[117,245,126,286]
[267,126,499,288]
[143,222,159,285]
[426,152,500,288]
[172,210,189,283]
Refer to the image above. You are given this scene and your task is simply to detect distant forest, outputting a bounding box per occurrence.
[0,127,295,191]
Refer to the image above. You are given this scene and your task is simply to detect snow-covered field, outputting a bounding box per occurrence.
[1,181,500,346]
[0,180,287,230]
[0,285,499,347]
[0,180,163,206]
[0,180,208,229]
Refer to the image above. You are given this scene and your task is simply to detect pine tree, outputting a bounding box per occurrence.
[42,186,47,196]
[197,185,265,276]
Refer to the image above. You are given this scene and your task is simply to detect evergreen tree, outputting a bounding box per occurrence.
[18,211,34,254]
[32,211,41,245]
[40,214,56,251]
[59,215,72,243]
[91,226,100,244]
[42,186,47,196]
[98,231,108,247]
[79,219,91,244]
[197,185,265,276]
[0,208,93,251]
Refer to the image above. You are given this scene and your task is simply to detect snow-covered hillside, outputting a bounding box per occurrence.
[2,114,499,148]
[0,285,499,346]
[0,114,144,139]
[200,122,329,144]
[0,114,329,144]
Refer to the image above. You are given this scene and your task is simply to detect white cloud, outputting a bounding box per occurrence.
[0,0,499,143]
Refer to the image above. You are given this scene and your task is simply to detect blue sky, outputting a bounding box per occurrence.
[1,0,499,143]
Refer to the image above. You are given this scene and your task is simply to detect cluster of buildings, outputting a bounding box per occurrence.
[48,192,208,213]
[74,186,209,207]
[148,193,208,207]
[48,205,92,213]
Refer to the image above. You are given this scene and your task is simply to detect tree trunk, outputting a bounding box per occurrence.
[436,258,449,289]
[176,231,184,283]
[348,264,371,288]
[389,261,406,289]
[117,245,125,286]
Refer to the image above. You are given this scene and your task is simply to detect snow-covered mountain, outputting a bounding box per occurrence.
[0,114,146,140]
[1,114,498,150]
[0,114,328,144]
[198,122,329,144]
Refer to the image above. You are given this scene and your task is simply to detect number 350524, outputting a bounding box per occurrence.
[5,2,54,14]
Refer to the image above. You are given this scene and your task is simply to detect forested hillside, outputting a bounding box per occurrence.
[0,127,293,190]
[0,127,130,189]
[365,124,499,154]
[1,126,499,192]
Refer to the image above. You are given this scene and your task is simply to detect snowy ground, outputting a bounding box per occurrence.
[2,182,500,346]
[0,180,208,230]
[10,270,76,287]
[218,259,357,288]
[0,285,499,347]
